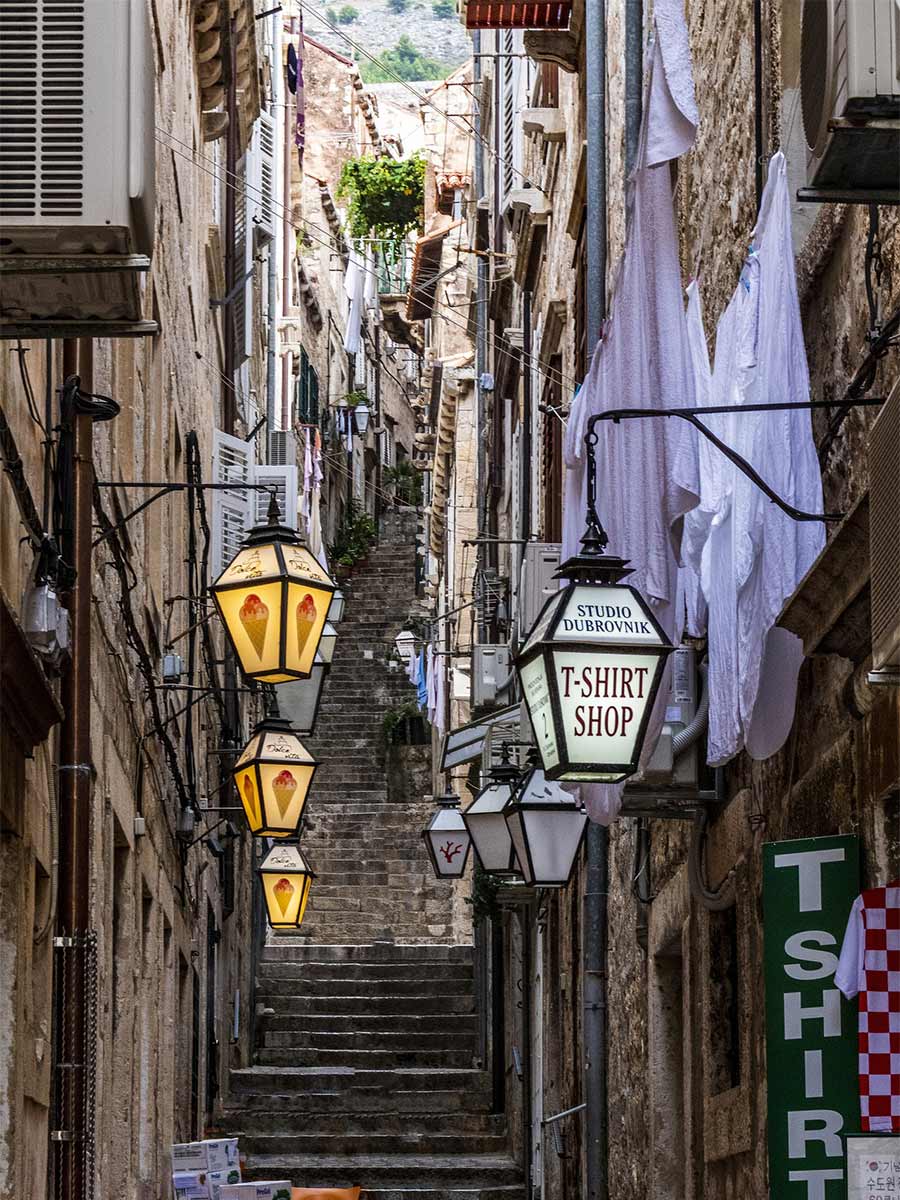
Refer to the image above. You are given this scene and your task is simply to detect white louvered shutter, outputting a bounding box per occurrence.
[233,154,254,363]
[211,429,254,579]
[251,112,276,246]
[251,465,299,530]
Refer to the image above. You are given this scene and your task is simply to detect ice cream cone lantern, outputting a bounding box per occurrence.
[232,716,318,837]
[258,841,315,931]
[211,495,336,683]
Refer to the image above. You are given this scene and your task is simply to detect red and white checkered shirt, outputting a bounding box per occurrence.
[836,882,900,1132]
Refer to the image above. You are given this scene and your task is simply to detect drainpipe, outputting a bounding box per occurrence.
[265,8,280,460]
[625,0,643,175]
[473,30,489,639]
[521,290,532,543]
[583,0,608,1192]
[282,17,296,435]
[55,339,94,1200]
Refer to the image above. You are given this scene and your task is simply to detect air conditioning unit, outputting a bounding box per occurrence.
[269,430,297,468]
[472,645,512,707]
[0,0,156,337]
[520,542,561,634]
[869,379,900,681]
[639,646,702,788]
[798,0,900,203]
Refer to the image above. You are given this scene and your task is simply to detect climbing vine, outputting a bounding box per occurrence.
[336,154,426,240]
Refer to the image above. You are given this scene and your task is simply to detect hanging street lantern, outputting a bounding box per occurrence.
[353,402,371,435]
[422,792,472,880]
[211,495,336,684]
[232,715,318,837]
[462,750,522,877]
[394,629,416,669]
[503,764,587,888]
[328,589,346,624]
[318,620,338,665]
[258,841,316,931]
[515,453,673,782]
[276,651,328,736]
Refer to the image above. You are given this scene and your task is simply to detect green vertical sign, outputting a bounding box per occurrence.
[763,835,860,1199]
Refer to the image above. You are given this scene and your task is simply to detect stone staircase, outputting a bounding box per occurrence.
[223,512,524,1199]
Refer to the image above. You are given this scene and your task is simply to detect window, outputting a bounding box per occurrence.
[541,355,563,542]
[297,348,320,426]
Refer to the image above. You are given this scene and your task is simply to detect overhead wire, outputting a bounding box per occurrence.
[157,129,576,398]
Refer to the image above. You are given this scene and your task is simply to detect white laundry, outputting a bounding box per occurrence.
[425,644,437,726]
[561,0,700,825]
[700,151,824,766]
[343,249,364,354]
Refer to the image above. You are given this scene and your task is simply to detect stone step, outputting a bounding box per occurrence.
[258,996,474,1018]
[258,975,472,997]
[259,960,474,981]
[342,1190,524,1200]
[262,1014,478,1036]
[238,1132,508,1156]
[230,1066,490,1097]
[220,1112,502,1137]
[263,1030,476,1053]
[242,1154,522,1189]
[224,1087,491,1115]
[260,943,473,963]
[256,1047,479,1069]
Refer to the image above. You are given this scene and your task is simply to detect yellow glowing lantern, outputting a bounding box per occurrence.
[211,497,336,683]
[232,716,318,837]
[258,841,315,931]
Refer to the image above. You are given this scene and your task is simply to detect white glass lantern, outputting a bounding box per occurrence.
[258,841,315,931]
[275,653,328,736]
[353,402,371,435]
[211,498,337,684]
[327,589,346,624]
[503,766,587,888]
[462,759,521,876]
[516,553,672,783]
[422,792,472,880]
[232,716,318,837]
[318,621,338,665]
[394,629,416,668]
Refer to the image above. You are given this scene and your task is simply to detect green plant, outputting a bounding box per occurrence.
[381,699,428,745]
[384,460,423,507]
[337,153,427,240]
[466,862,503,925]
[359,36,453,84]
[432,0,454,17]
[388,0,409,11]
[344,388,368,408]
[337,4,359,21]
[325,6,339,22]
[328,500,377,568]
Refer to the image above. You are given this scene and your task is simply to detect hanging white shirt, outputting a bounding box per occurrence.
[561,2,700,824]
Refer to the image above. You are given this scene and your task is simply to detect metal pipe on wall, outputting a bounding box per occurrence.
[583,0,608,1192]
[473,29,489,639]
[521,290,532,544]
[265,8,280,460]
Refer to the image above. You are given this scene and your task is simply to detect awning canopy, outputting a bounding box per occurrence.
[440,704,521,771]
[461,0,571,28]
[406,220,464,322]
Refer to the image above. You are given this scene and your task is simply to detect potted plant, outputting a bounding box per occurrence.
[328,501,377,570]
[383,460,423,507]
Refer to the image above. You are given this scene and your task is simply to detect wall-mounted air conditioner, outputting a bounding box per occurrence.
[269,430,297,468]
[869,379,900,682]
[520,542,561,635]
[472,645,512,707]
[798,0,900,203]
[0,0,156,337]
[639,646,703,789]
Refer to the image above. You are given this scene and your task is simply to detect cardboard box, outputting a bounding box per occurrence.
[172,1144,211,1173]
[172,1170,211,1199]
[219,1184,292,1200]
[208,1168,243,1200]
[205,1139,240,1172]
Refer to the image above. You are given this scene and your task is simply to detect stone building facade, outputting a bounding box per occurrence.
[420,0,899,1197]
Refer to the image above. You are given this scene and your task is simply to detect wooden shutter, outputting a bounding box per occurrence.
[541,355,563,542]
[251,111,276,246]
[233,155,253,364]
[211,429,254,579]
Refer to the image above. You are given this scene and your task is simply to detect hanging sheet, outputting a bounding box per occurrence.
[560,0,700,824]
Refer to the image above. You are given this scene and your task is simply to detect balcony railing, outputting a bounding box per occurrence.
[367,239,412,296]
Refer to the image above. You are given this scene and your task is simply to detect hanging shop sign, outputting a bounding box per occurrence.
[422,792,472,880]
[258,841,315,931]
[763,835,860,1200]
[846,1134,900,1200]
[232,716,318,838]
[515,579,672,782]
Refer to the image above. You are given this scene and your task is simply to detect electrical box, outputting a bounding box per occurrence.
[520,542,561,635]
[471,645,511,707]
[162,654,184,684]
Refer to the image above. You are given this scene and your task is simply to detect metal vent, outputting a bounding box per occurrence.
[800,0,840,154]
[870,383,900,669]
[0,0,85,218]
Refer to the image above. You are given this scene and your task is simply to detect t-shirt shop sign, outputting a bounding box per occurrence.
[763,835,860,1199]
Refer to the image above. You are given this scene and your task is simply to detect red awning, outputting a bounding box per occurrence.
[463,0,571,28]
